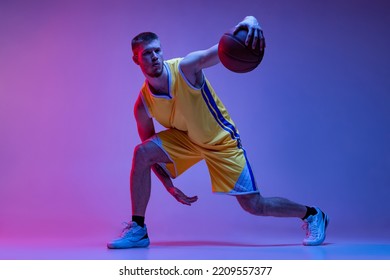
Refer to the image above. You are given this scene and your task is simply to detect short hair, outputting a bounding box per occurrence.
[131,32,159,54]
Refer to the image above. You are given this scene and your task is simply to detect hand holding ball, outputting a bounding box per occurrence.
[218,28,265,73]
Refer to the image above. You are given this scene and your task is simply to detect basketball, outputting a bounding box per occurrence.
[218,28,265,73]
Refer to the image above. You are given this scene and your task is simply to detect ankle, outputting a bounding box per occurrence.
[302,207,317,220]
[132,215,145,227]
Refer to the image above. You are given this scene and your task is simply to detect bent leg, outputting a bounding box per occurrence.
[236,193,306,218]
[131,140,171,217]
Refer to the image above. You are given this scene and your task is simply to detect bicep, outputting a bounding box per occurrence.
[134,95,155,141]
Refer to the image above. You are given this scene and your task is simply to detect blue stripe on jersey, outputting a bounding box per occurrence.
[242,148,257,192]
[201,82,257,193]
[201,83,240,141]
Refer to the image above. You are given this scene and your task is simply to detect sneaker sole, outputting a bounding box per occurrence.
[107,238,150,249]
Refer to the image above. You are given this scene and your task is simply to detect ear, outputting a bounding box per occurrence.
[133,55,139,65]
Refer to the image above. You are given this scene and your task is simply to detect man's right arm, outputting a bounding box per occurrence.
[133,94,198,206]
[134,94,155,141]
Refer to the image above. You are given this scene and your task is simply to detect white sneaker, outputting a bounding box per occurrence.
[107,221,150,249]
[303,207,329,246]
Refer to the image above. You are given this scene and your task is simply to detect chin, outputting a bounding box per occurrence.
[149,69,163,78]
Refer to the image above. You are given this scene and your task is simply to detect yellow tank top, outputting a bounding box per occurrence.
[140,58,240,147]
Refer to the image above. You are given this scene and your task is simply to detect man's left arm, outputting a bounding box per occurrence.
[180,15,264,85]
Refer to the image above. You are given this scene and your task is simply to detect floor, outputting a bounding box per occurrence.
[1,234,389,279]
[1,236,389,260]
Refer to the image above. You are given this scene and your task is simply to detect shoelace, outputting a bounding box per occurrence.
[309,221,319,239]
[302,218,319,239]
[120,222,135,237]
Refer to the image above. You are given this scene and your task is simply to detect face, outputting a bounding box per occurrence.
[133,39,164,78]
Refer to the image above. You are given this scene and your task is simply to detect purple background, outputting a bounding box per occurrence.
[1,0,389,245]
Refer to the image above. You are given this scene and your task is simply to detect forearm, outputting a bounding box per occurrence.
[198,44,220,69]
[152,163,174,189]
[181,44,220,73]
[152,163,198,206]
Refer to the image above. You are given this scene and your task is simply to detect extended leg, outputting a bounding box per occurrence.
[236,193,306,218]
[236,193,329,245]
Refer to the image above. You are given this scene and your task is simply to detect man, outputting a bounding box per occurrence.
[107,16,329,249]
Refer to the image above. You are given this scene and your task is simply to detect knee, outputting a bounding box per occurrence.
[237,194,266,216]
[133,142,154,167]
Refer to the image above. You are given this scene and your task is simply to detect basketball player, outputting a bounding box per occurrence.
[107,16,329,249]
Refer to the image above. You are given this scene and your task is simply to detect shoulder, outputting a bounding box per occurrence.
[165,58,186,82]
[165,57,183,70]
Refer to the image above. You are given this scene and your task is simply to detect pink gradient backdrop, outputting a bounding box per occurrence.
[1,0,389,244]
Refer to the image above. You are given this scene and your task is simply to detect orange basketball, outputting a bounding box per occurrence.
[218,28,265,73]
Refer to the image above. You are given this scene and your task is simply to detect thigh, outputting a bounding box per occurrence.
[204,145,259,195]
[150,129,203,178]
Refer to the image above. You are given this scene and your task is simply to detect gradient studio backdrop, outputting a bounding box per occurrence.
[0,0,389,244]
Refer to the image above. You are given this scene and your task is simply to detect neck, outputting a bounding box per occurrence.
[146,64,168,94]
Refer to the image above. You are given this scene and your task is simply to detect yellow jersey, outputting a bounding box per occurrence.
[140,58,240,148]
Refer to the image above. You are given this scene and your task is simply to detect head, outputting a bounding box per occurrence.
[131,32,164,78]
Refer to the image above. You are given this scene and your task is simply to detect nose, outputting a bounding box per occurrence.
[151,52,159,62]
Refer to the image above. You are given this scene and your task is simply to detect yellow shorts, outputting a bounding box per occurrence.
[151,129,259,195]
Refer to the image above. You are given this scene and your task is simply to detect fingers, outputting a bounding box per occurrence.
[168,187,198,206]
[246,25,265,51]
[186,195,198,204]
[259,29,265,51]
[246,26,254,47]
[177,195,198,206]
[234,17,265,51]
